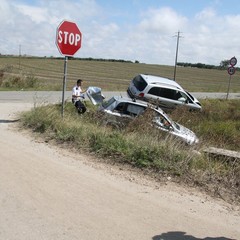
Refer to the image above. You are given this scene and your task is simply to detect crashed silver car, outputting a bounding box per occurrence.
[127,74,202,111]
[86,87,199,145]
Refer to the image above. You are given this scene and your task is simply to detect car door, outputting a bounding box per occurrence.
[147,87,178,109]
[86,86,104,105]
[173,90,202,110]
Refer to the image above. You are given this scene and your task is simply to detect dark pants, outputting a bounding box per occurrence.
[74,100,86,114]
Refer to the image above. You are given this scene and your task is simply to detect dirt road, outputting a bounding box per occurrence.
[0,102,239,240]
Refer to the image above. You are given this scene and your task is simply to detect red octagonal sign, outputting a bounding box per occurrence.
[56,20,82,56]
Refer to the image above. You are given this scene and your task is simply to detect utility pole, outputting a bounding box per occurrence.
[173,31,182,81]
[19,44,21,70]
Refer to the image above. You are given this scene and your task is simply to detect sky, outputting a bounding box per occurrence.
[1,0,240,66]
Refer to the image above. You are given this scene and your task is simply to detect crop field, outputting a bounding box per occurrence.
[0,56,240,92]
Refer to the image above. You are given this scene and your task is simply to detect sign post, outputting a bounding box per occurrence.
[226,57,237,100]
[62,57,68,116]
[56,20,82,117]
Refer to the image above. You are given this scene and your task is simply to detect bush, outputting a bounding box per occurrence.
[170,99,240,150]
[1,72,38,89]
[25,73,38,88]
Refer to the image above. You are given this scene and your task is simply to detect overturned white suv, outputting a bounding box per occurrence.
[86,87,199,145]
[127,74,202,111]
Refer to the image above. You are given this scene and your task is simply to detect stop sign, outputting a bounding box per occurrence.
[56,20,82,56]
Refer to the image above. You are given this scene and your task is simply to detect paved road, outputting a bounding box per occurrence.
[0,91,239,103]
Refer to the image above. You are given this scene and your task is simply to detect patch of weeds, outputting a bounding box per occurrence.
[1,69,39,89]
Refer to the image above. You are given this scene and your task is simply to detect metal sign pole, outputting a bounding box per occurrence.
[226,75,231,100]
[61,56,68,118]
[226,57,237,100]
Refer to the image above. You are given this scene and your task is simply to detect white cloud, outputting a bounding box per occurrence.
[82,22,120,58]
[139,7,188,34]
[177,7,240,65]
[195,8,216,20]
[16,5,47,23]
[0,0,239,66]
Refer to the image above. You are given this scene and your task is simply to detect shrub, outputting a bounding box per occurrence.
[169,99,240,150]
[1,72,38,89]
[25,73,38,88]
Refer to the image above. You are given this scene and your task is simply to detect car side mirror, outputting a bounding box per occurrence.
[178,97,186,103]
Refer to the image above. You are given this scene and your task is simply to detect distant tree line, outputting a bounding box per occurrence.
[177,59,239,70]
[67,56,135,63]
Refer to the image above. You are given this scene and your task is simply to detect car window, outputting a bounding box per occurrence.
[126,104,145,116]
[185,91,195,102]
[115,102,126,113]
[151,109,180,130]
[148,87,178,100]
[151,111,171,129]
[133,75,147,91]
[177,91,194,103]
[148,87,160,96]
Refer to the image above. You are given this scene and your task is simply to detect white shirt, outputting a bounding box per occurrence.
[72,85,84,102]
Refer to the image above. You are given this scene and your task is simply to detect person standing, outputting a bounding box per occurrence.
[72,79,87,114]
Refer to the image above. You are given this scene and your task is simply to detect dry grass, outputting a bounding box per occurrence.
[169,99,240,151]
[0,56,240,92]
[19,102,240,204]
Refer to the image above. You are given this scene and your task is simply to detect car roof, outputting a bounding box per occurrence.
[140,74,184,90]
[113,96,147,106]
[112,96,166,115]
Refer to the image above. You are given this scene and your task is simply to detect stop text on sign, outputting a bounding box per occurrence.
[57,31,81,46]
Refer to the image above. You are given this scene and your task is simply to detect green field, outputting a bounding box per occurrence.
[0,56,240,92]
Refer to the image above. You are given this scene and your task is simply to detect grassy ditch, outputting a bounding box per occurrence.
[20,100,240,204]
